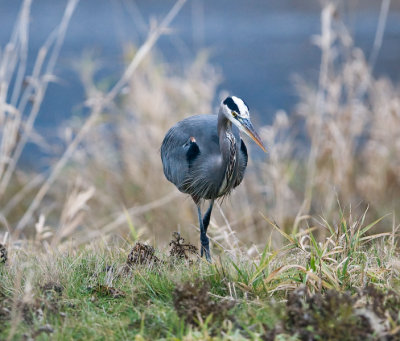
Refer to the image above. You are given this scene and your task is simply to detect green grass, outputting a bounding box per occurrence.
[1,212,399,340]
[0,256,278,340]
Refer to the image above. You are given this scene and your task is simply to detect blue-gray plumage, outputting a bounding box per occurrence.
[161,96,266,261]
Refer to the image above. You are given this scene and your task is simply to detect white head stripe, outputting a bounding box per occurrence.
[232,96,249,118]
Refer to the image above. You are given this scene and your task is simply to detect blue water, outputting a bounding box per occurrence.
[1,0,400,150]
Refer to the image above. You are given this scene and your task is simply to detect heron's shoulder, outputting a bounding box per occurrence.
[166,115,217,140]
[177,114,217,126]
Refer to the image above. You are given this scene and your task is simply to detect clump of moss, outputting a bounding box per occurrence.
[89,284,126,298]
[285,287,371,340]
[126,242,159,266]
[267,285,400,340]
[362,285,400,318]
[0,244,7,264]
[41,281,63,296]
[173,279,235,326]
[14,299,44,325]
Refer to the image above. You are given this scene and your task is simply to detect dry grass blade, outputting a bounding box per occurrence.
[14,0,187,232]
[0,0,79,198]
[264,264,306,283]
[76,191,180,245]
[0,0,30,183]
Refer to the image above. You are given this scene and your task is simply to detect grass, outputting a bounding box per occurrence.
[1,210,399,340]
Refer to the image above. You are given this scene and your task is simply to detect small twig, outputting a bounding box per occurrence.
[301,3,335,215]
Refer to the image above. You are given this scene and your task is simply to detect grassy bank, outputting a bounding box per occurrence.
[1,211,399,340]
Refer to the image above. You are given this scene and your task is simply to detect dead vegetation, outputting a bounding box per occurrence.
[169,232,198,263]
[43,0,399,253]
[126,242,160,266]
[0,1,398,253]
[126,233,198,268]
[0,244,7,264]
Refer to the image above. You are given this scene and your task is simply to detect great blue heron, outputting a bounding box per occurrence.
[161,96,266,261]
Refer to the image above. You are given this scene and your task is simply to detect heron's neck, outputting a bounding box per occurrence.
[217,111,236,165]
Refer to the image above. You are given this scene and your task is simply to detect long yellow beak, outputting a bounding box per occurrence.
[241,118,267,153]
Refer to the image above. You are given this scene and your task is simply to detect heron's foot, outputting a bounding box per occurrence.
[200,233,211,262]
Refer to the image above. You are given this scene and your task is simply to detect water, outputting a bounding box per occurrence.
[1,0,400,148]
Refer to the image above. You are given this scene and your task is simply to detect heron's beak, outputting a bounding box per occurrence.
[240,118,267,153]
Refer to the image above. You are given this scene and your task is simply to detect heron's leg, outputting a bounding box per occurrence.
[202,199,214,233]
[197,204,211,262]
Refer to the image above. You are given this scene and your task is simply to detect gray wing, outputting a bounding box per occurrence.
[161,115,224,198]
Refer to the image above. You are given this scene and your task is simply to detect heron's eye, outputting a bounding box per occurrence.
[231,111,238,117]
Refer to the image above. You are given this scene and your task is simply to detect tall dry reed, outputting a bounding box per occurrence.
[0,1,398,254]
[71,1,399,250]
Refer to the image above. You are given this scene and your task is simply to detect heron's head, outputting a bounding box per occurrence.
[221,96,266,153]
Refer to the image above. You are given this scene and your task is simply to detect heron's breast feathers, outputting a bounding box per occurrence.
[218,131,237,196]
[225,131,237,185]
